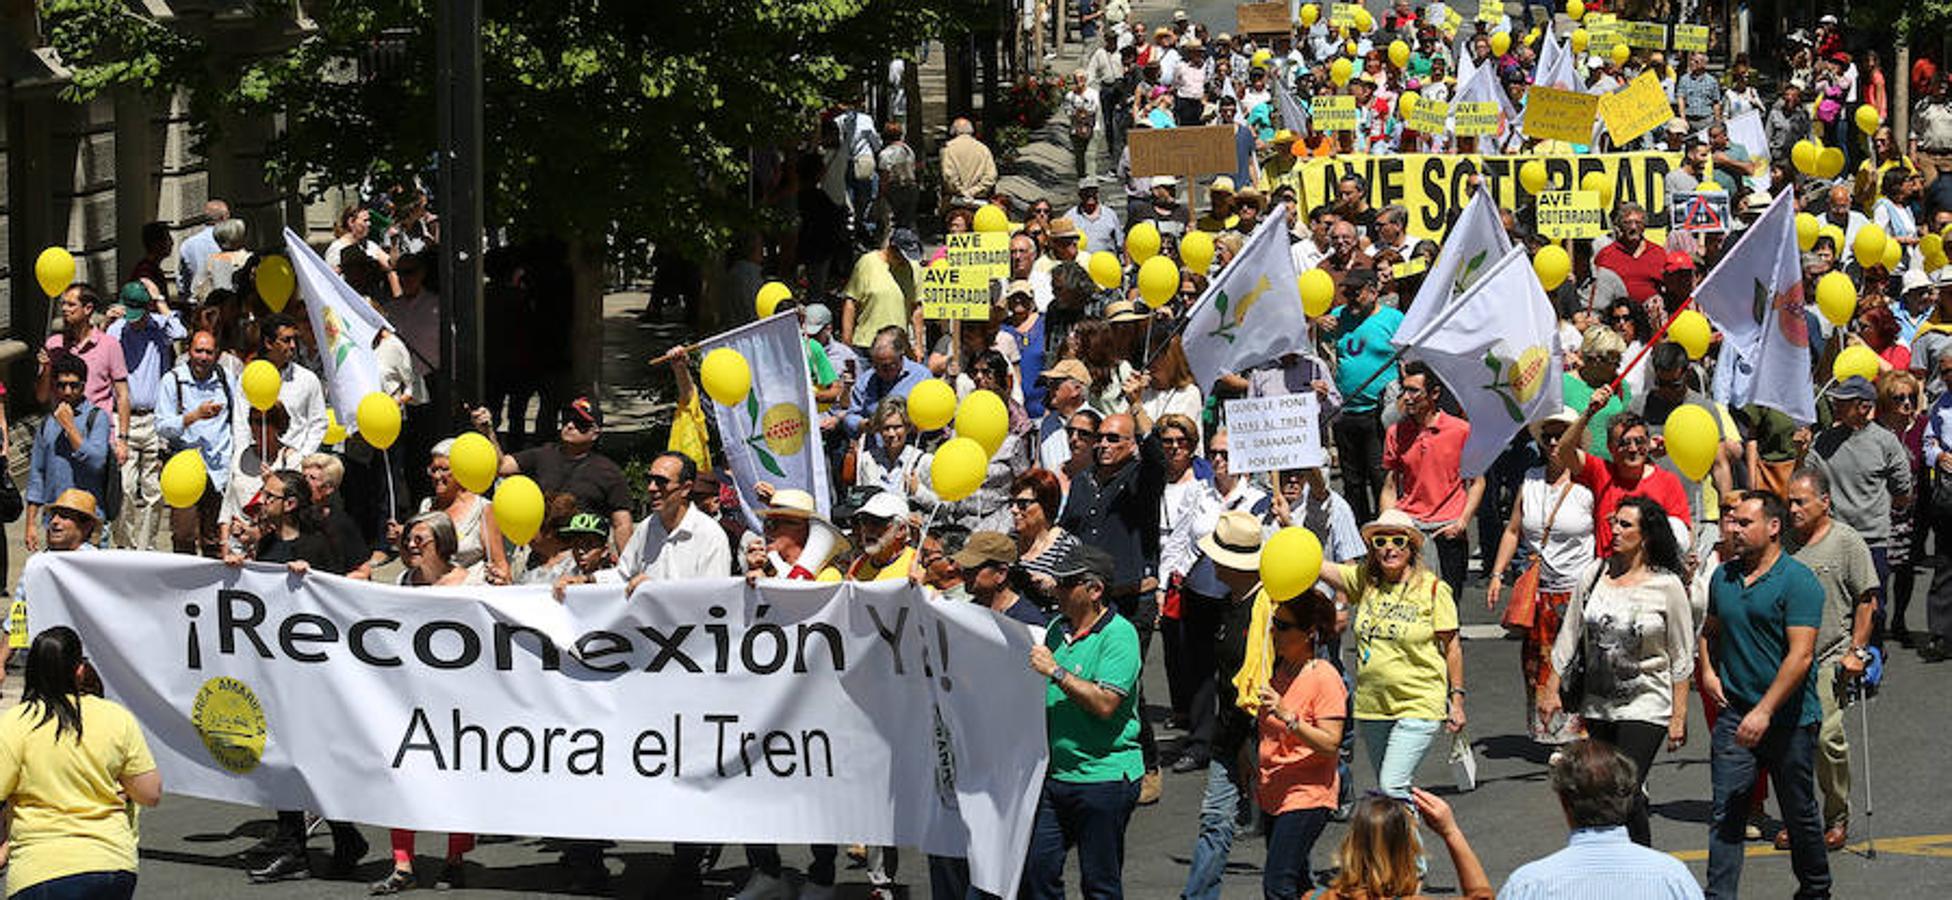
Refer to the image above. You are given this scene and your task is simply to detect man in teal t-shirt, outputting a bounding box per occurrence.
[1700,492,1830,899]
[1329,268,1401,524]
[1023,544,1142,900]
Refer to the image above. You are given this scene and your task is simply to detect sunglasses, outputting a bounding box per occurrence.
[54,380,84,391]
[1009,497,1039,510]
[1369,533,1412,550]
[1615,435,1649,448]
[1270,618,1302,633]
[1097,432,1130,444]
[1067,426,1097,440]
[646,473,675,489]
[1894,393,1919,405]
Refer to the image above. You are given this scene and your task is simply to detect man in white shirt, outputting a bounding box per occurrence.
[176,199,228,299]
[613,452,733,589]
[1066,179,1122,258]
[242,314,327,458]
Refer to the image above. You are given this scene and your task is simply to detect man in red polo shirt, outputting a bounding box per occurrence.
[1556,383,1693,550]
[1381,360,1483,597]
[1594,202,1665,306]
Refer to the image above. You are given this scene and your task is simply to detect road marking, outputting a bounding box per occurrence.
[1459,624,1510,641]
[1669,833,1952,862]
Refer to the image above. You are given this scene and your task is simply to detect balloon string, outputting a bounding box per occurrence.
[384,447,396,526]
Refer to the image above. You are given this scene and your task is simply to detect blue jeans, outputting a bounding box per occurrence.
[1356,717,1442,798]
[926,854,1000,900]
[1023,777,1141,900]
[1706,711,1831,899]
[1181,756,1254,900]
[1263,807,1332,899]
[14,871,136,900]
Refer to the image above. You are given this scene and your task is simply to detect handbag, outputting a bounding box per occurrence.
[1501,480,1574,631]
[1557,565,1606,713]
[1449,729,1478,792]
[0,468,23,524]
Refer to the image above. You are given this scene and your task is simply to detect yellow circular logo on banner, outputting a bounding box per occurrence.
[1510,346,1551,404]
[191,676,267,774]
[761,403,809,456]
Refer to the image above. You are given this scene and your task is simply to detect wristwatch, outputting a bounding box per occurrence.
[1050,667,1070,686]
[1851,646,1873,663]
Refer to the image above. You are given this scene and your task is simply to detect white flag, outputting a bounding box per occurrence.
[1534,26,1572,90]
[1696,189,1818,423]
[1179,205,1310,389]
[284,228,388,432]
[1404,246,1564,477]
[1271,73,1310,135]
[1397,189,1511,343]
[696,313,832,530]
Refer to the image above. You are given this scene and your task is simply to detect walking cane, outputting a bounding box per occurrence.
[1857,681,1876,859]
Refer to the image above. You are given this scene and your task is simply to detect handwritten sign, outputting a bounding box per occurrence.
[1237,2,1291,35]
[1523,86,1599,144]
[942,232,1009,281]
[1444,7,1463,31]
[1311,95,1358,132]
[1129,125,1239,177]
[1408,97,1450,134]
[1536,191,1607,239]
[1673,24,1709,52]
[1223,394,1326,473]
[1670,191,1731,233]
[1452,101,1500,136]
[920,265,996,320]
[1599,72,1672,145]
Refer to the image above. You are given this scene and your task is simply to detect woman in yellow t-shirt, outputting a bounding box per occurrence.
[1315,509,1464,799]
[0,627,161,899]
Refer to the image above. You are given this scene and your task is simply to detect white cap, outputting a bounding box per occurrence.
[858,491,910,521]
[803,303,833,336]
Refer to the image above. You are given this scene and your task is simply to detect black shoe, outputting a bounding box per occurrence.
[248,850,312,883]
[331,829,370,877]
[563,857,609,892]
[435,860,464,891]
[1169,752,1209,774]
[368,868,415,895]
[1892,624,1915,648]
[1922,638,1950,663]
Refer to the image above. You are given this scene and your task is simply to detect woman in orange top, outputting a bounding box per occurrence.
[1253,591,1346,899]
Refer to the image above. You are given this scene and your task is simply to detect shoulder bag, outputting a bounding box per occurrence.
[1557,564,1606,713]
[1501,479,1574,631]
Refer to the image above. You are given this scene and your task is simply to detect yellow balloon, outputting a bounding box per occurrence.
[973,205,1009,233]
[1610,42,1630,66]
[1261,527,1325,600]
[241,359,282,412]
[756,281,792,319]
[1534,245,1571,290]
[1816,146,1845,178]
[1855,104,1881,135]
[1354,8,1373,31]
[1330,57,1353,86]
[1791,139,1820,175]
[449,432,500,494]
[1345,40,1358,57]
[1796,212,1821,251]
[1399,92,1419,117]
[1389,40,1411,69]
[1089,250,1123,289]
[1138,256,1179,306]
[1663,405,1718,482]
[930,437,988,502]
[1923,232,1944,263]
[1818,224,1846,254]
[356,392,402,450]
[1815,271,1857,326]
[1252,49,1273,69]
[255,255,295,312]
[1668,310,1711,360]
[160,449,208,509]
[1580,171,1613,207]
[1570,28,1590,54]
[324,408,347,446]
[1853,224,1888,268]
[908,378,958,431]
[1126,221,1161,263]
[1882,235,1902,272]
[1491,31,1511,57]
[700,348,753,406]
[35,247,75,299]
[1524,27,1540,46]
[1180,230,1216,272]
[1300,3,1320,26]
[1300,268,1336,317]
[492,475,545,544]
[955,389,1009,457]
[1568,0,1586,19]
[1834,344,1881,383]
[1519,159,1548,195]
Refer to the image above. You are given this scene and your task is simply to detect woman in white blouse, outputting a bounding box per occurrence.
[1543,495,1694,848]
[1487,411,1596,745]
[1125,340,1204,446]
[855,396,923,495]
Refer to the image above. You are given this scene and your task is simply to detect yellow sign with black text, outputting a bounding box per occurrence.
[1408,98,1450,135]
[1599,72,1674,145]
[1536,191,1608,239]
[1673,24,1708,52]
[1312,95,1358,132]
[942,232,1009,281]
[920,265,996,321]
[1452,101,1500,136]
[1524,87,1599,144]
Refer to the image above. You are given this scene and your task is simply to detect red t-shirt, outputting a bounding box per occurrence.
[1594,239,1665,303]
[1575,453,1692,550]
[1383,411,1471,523]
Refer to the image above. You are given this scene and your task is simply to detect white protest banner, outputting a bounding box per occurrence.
[697,312,830,531]
[22,553,1046,897]
[1222,393,1325,474]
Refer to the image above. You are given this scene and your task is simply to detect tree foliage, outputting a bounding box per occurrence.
[41,0,977,260]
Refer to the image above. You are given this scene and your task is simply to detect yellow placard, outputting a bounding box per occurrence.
[1331,2,1360,27]
[1272,151,1682,242]
[1408,97,1450,134]
[942,232,1009,282]
[1587,13,1619,52]
[1444,7,1463,31]
[1391,256,1432,279]
[1452,101,1500,136]
[1599,72,1673,145]
[1623,20,1668,49]
[1311,95,1358,132]
[1523,86,1600,144]
[919,265,995,320]
[1536,190,1608,239]
[1673,24,1709,52]
[1476,0,1503,22]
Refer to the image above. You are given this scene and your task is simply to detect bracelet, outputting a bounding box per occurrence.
[1448,688,1467,697]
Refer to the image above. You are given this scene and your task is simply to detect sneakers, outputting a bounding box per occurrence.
[732,872,790,900]
[1138,768,1163,806]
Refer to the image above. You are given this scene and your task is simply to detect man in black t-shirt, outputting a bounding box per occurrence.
[489,394,633,551]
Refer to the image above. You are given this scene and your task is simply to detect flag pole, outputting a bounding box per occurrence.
[1321,260,1494,425]
[1606,296,1696,395]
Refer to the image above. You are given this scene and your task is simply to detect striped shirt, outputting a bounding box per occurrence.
[1497,827,1703,900]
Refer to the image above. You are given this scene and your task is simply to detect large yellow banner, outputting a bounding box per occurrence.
[1273,151,1683,241]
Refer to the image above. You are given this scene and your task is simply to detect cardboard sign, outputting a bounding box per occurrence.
[1129,125,1239,177]
[1331,2,1360,27]
[942,232,1009,281]
[1236,2,1291,35]
[1673,24,1709,52]
[920,266,997,320]
[1536,190,1608,239]
[1622,20,1668,49]
[1222,393,1326,473]
[1407,97,1451,134]
[1311,95,1359,132]
[1476,0,1503,22]
[1523,86,1600,144]
[1444,7,1463,31]
[1452,101,1500,136]
[1391,256,1432,279]
[1599,72,1673,145]
[1671,191,1731,233]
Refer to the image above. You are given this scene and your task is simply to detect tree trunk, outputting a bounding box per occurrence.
[1896,41,1912,150]
[567,237,605,394]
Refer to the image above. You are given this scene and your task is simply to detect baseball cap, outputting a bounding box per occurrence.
[951,531,1019,568]
[1664,251,1695,273]
[1210,175,1237,194]
[857,491,910,522]
[559,512,610,537]
[118,281,151,320]
[1006,279,1036,300]
[889,227,924,264]
[563,395,604,429]
[803,303,834,336]
[1046,543,1115,583]
[1827,375,1877,401]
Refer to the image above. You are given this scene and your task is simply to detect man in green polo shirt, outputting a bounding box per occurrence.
[1698,491,1832,900]
[1023,544,1142,900]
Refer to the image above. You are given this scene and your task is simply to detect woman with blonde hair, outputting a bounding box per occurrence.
[1312,790,1492,899]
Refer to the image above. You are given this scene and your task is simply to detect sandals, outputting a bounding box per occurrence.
[369,868,415,895]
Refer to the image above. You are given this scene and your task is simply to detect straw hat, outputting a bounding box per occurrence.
[49,488,100,525]
[1359,509,1423,550]
[1197,510,1265,571]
